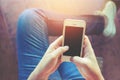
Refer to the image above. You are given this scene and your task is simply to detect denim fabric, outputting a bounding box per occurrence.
[17,9,85,80]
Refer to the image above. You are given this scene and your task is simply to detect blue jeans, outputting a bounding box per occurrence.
[17,8,104,80]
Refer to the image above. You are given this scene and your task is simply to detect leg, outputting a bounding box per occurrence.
[44,1,117,37]
[16,9,61,80]
[17,8,85,80]
[44,10,105,36]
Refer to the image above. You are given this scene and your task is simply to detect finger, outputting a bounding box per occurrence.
[70,56,85,66]
[81,36,91,57]
[49,36,63,49]
[84,35,92,48]
[83,36,94,56]
[51,46,69,58]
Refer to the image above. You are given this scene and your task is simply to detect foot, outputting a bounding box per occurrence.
[102,1,117,38]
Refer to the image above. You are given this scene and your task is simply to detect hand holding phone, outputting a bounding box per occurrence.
[62,19,86,57]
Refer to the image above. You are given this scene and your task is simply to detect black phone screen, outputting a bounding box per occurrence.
[63,26,84,56]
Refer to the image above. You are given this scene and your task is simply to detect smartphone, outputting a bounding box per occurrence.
[62,19,86,57]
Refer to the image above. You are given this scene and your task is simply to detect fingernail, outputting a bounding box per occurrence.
[64,46,69,50]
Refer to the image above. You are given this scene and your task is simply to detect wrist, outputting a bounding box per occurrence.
[85,75,104,80]
[84,70,104,80]
[93,71,104,80]
[37,72,49,80]
[97,73,104,80]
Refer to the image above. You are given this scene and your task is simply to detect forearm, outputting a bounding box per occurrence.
[95,72,104,80]
[84,69,104,80]
[27,61,49,80]
[27,71,49,80]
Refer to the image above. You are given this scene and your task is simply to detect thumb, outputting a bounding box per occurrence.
[52,46,69,57]
[70,56,85,66]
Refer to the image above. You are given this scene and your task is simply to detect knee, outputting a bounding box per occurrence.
[18,9,47,31]
[17,8,48,35]
[18,9,37,23]
[17,9,35,26]
[18,8,46,25]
